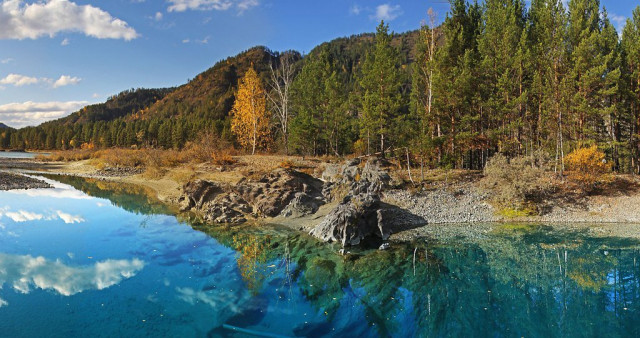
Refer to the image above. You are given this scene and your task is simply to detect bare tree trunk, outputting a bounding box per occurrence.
[268,53,297,155]
[406,147,414,184]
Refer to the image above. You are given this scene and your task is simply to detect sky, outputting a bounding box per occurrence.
[0,0,637,128]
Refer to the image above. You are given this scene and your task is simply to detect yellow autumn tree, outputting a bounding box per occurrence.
[231,65,270,155]
[565,145,612,189]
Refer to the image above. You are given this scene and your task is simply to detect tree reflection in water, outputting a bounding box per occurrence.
[198,223,640,337]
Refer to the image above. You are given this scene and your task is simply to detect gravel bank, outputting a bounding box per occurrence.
[383,184,499,225]
[0,172,51,190]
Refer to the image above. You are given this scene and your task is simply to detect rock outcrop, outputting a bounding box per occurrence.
[178,168,324,225]
[179,157,399,247]
[309,191,389,246]
[309,157,393,246]
[235,168,324,217]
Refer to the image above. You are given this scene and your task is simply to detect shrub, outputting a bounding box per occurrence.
[481,151,554,211]
[212,151,237,166]
[279,160,295,169]
[565,145,612,190]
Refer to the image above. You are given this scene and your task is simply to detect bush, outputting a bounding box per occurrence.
[481,151,554,211]
[565,146,612,190]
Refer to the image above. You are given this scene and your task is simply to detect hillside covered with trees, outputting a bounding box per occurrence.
[3,0,640,174]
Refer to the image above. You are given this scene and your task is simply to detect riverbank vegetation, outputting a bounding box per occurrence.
[5,0,640,176]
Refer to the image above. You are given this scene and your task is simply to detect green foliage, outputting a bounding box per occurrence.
[5,2,640,177]
[360,21,405,155]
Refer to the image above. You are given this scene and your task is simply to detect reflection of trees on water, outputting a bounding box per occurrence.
[232,234,271,294]
[27,176,640,335]
[197,224,640,337]
[45,175,174,216]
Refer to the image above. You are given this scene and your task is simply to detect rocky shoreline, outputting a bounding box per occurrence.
[0,171,52,190]
[3,155,640,247]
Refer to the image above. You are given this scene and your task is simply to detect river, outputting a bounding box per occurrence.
[0,175,639,337]
[0,151,48,159]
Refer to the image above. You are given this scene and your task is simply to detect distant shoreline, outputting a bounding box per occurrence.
[3,155,640,245]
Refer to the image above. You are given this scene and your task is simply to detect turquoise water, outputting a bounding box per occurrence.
[1,176,640,337]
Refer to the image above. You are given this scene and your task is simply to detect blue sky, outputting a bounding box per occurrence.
[0,0,637,128]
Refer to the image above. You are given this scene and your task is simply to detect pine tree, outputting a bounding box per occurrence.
[231,65,271,155]
[478,0,527,156]
[432,0,481,167]
[599,9,623,170]
[360,21,403,156]
[567,0,605,143]
[621,6,640,172]
[411,8,440,174]
[529,0,569,173]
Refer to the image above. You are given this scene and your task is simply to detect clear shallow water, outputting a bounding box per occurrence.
[1,177,640,337]
[0,151,46,159]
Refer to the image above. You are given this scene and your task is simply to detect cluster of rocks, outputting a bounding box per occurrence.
[0,172,52,190]
[179,168,324,225]
[179,157,398,247]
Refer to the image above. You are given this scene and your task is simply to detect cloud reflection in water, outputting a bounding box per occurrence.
[0,253,145,307]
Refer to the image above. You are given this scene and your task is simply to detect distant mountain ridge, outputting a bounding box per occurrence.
[2,28,422,150]
[38,29,420,128]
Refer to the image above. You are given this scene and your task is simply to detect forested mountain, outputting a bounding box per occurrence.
[0,123,13,129]
[0,30,418,152]
[50,88,174,126]
[4,0,640,174]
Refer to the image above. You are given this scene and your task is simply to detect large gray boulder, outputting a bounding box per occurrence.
[236,168,324,217]
[178,180,223,211]
[309,191,389,247]
[179,168,325,225]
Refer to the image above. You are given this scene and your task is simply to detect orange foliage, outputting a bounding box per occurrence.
[81,142,95,150]
[230,65,271,155]
[565,145,612,189]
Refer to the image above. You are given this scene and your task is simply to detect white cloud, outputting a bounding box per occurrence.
[0,73,39,86]
[0,73,81,88]
[197,36,210,44]
[61,37,69,46]
[0,253,144,299]
[4,210,44,222]
[182,38,190,43]
[0,58,12,64]
[154,11,163,21]
[350,4,361,16]
[237,0,258,13]
[176,286,247,313]
[609,13,627,33]
[167,0,258,13]
[0,101,88,127]
[52,75,81,88]
[0,297,7,307]
[372,4,402,22]
[0,0,139,40]
[55,210,85,224]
